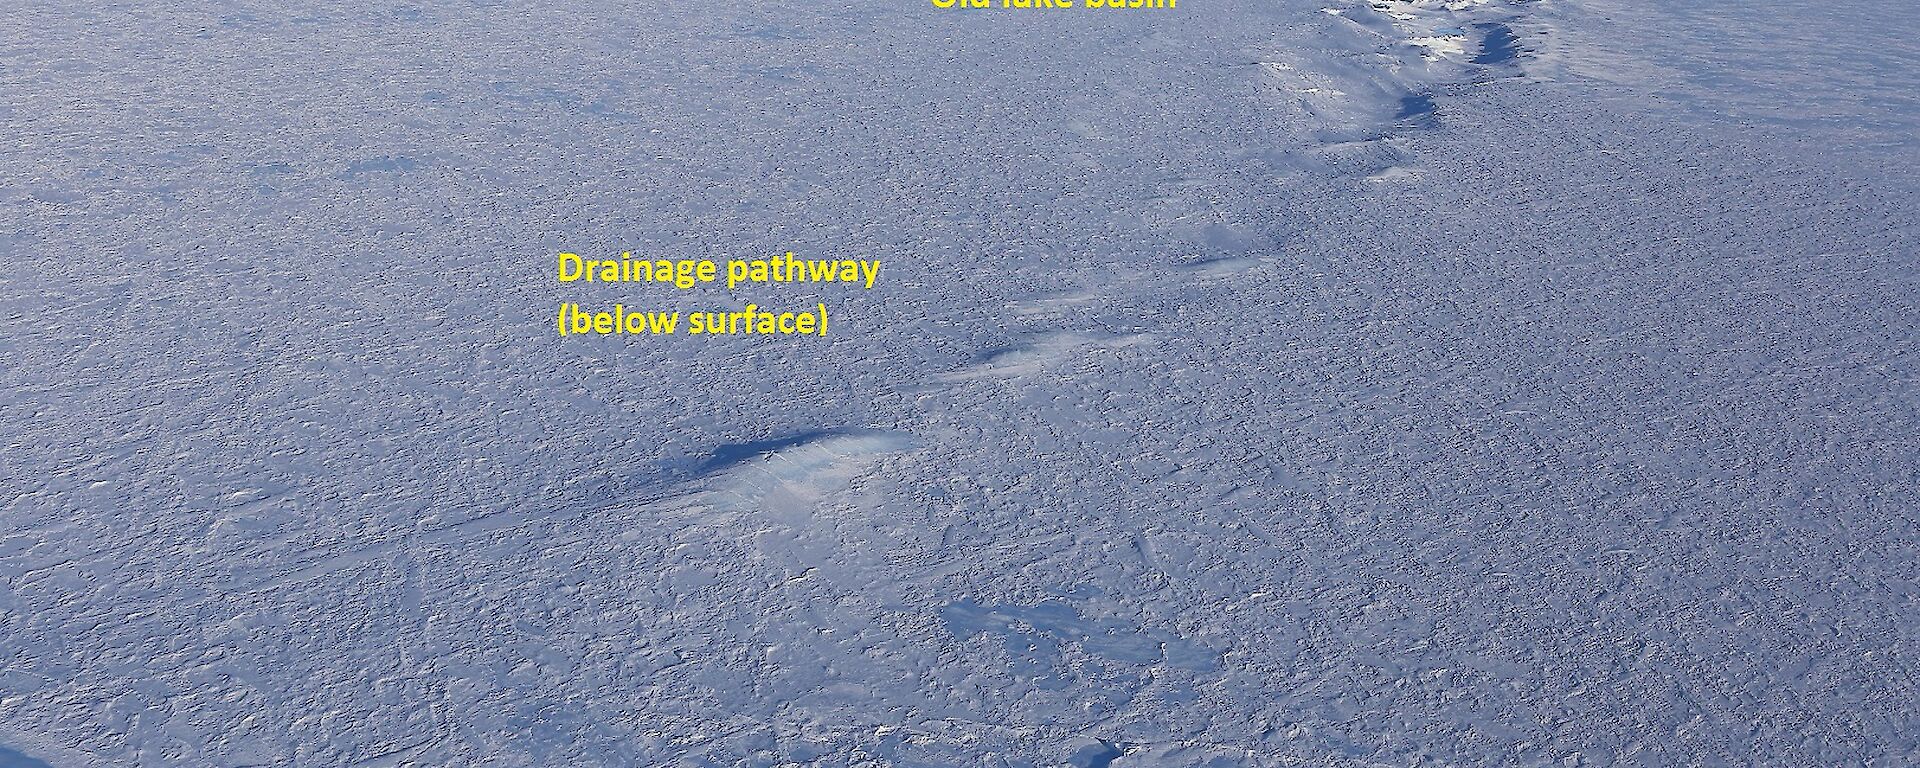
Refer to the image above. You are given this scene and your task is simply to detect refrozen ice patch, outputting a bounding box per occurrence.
[0,745,50,768]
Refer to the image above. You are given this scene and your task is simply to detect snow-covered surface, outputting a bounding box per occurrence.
[2,0,1916,765]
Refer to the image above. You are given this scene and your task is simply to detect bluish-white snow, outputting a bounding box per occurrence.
[2,0,1916,765]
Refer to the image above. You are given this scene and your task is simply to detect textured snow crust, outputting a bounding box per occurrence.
[2,0,1916,766]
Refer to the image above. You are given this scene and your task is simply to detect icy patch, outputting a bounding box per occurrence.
[0,745,51,768]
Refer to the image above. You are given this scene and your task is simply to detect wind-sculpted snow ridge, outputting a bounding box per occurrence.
[1259,0,1554,179]
[689,429,918,515]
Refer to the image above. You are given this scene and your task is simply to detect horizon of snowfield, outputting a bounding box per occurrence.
[2,0,1915,766]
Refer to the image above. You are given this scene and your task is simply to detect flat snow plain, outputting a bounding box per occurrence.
[2,0,1916,766]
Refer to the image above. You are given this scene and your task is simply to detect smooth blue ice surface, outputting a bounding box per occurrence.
[0,746,52,768]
